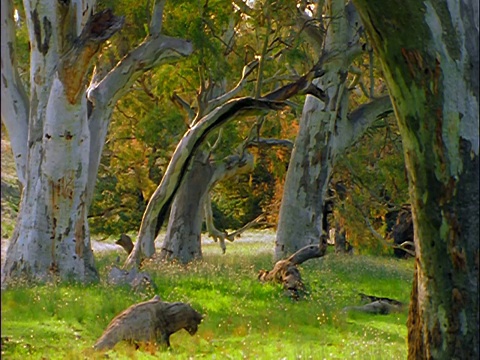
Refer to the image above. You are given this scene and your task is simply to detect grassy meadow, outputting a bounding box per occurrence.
[1,235,414,360]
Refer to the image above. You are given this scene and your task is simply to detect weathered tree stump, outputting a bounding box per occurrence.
[93,295,203,351]
[258,243,327,298]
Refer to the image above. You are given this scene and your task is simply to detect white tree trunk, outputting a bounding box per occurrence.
[274,0,393,260]
[2,0,98,283]
[275,0,351,259]
[0,0,28,186]
[1,0,193,285]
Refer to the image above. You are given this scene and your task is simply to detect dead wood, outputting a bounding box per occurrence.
[258,243,327,298]
[93,296,203,351]
[342,293,405,315]
[342,300,404,315]
[358,293,404,307]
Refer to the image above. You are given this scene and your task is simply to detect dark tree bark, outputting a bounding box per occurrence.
[390,207,414,259]
[352,0,479,358]
[159,153,213,263]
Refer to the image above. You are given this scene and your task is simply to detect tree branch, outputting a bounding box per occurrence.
[223,213,266,241]
[124,55,335,268]
[336,95,393,152]
[59,9,125,104]
[149,0,165,36]
[1,0,29,186]
[124,97,285,268]
[246,137,294,150]
[87,36,193,108]
[203,192,228,253]
[206,60,259,112]
[85,10,193,208]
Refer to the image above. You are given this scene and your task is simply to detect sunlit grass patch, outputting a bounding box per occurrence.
[1,233,414,359]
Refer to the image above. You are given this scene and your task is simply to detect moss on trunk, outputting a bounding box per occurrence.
[353,0,479,358]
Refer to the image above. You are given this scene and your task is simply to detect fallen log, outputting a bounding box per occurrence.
[258,242,327,298]
[342,300,404,315]
[358,293,404,307]
[93,295,203,351]
[342,293,405,314]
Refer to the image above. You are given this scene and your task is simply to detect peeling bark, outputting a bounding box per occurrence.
[1,0,193,285]
[275,0,365,260]
[1,0,29,186]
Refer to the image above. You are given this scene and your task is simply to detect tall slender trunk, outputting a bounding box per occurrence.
[275,0,354,259]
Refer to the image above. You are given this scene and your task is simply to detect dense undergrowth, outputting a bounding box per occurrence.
[1,238,413,359]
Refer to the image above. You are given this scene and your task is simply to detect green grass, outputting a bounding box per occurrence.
[1,240,414,359]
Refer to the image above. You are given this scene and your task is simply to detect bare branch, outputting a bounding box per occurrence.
[88,36,193,108]
[224,213,266,241]
[296,7,325,53]
[85,25,193,207]
[124,97,285,268]
[203,192,227,253]
[171,92,196,121]
[336,95,393,152]
[149,0,165,36]
[246,137,294,150]
[206,60,259,111]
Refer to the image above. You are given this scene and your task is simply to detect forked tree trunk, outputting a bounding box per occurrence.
[353,0,479,358]
[124,60,329,268]
[275,1,393,259]
[1,2,123,284]
[1,0,192,285]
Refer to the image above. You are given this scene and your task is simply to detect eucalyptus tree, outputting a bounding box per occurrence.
[351,0,479,358]
[275,0,394,259]
[1,0,192,284]
[125,0,322,265]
